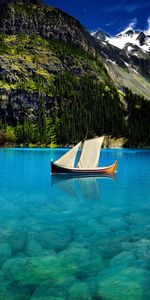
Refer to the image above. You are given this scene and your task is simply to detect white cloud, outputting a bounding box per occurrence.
[144,17,150,35]
[117,18,137,35]
[101,2,150,13]
[128,18,137,29]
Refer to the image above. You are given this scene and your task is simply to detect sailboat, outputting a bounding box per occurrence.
[51,136,118,174]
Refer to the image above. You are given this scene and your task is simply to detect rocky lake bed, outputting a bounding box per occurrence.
[0,148,150,299]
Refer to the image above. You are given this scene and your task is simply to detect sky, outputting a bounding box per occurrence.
[44,0,150,35]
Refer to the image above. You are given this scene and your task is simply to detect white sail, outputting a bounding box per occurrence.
[78,137,104,169]
[55,142,81,168]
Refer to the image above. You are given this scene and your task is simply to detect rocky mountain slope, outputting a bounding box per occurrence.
[92,28,150,99]
[0,0,150,147]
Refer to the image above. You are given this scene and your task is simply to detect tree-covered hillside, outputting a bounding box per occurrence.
[0,0,150,147]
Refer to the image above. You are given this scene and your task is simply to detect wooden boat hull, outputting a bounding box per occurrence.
[51,160,118,174]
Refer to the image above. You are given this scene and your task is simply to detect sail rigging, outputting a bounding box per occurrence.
[55,141,81,168]
[77,137,104,169]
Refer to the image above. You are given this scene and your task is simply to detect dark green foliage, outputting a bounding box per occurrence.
[0,30,149,146]
[53,73,124,144]
[0,72,125,146]
[1,74,150,147]
[0,34,10,53]
[124,88,150,146]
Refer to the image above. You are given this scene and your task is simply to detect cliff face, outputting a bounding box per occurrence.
[92,29,150,100]
[0,0,107,120]
[0,0,149,146]
[0,0,95,55]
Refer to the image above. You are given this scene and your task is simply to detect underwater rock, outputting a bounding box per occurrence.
[126,212,150,226]
[0,221,27,253]
[73,220,102,239]
[13,252,26,258]
[67,282,91,300]
[129,224,148,241]
[101,216,128,231]
[32,296,65,300]
[143,225,150,239]
[0,282,14,300]
[31,277,75,300]
[9,285,31,300]
[121,241,133,252]
[25,237,44,257]
[58,243,104,278]
[132,239,150,259]
[136,259,150,270]
[130,224,144,241]
[33,226,71,251]
[0,270,5,281]
[0,243,12,267]
[110,251,136,268]
[98,237,122,259]
[25,237,55,257]
[2,257,27,283]
[85,276,98,296]
[97,267,150,300]
[0,280,30,300]
[84,225,123,259]
[112,230,130,242]
[89,225,112,242]
[2,255,78,286]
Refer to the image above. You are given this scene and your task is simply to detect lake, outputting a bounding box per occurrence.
[0,148,150,300]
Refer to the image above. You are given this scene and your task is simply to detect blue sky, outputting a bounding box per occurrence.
[44,0,150,35]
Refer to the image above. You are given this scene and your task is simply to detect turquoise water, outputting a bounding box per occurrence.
[0,148,150,300]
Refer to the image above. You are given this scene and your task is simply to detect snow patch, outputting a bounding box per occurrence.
[127,46,133,52]
[106,59,116,65]
[107,32,150,52]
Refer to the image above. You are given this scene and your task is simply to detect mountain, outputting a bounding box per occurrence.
[91,29,110,41]
[92,28,150,99]
[92,27,150,53]
[0,0,150,147]
[107,29,150,52]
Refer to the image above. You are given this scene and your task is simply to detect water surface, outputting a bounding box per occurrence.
[0,148,150,300]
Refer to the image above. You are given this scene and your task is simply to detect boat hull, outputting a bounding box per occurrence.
[51,160,118,174]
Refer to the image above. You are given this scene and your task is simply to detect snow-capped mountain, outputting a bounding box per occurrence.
[91,29,110,41]
[91,27,150,99]
[92,28,150,53]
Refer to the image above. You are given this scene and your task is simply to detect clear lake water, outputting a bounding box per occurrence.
[0,148,150,300]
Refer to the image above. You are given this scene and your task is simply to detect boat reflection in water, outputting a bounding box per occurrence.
[51,173,116,200]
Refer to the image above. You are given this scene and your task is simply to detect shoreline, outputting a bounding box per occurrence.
[1,145,150,150]
[0,136,150,149]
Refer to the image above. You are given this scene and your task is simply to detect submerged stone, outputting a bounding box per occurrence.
[98,237,122,259]
[0,243,12,267]
[25,237,44,257]
[59,243,103,278]
[0,221,27,253]
[25,237,55,257]
[101,216,128,231]
[0,282,14,300]
[132,239,150,259]
[0,281,30,300]
[0,270,5,281]
[13,252,26,258]
[9,285,31,300]
[85,276,98,295]
[97,267,150,300]
[121,241,133,252]
[67,282,91,300]
[2,255,78,286]
[110,251,136,268]
[31,277,75,300]
[33,226,71,251]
